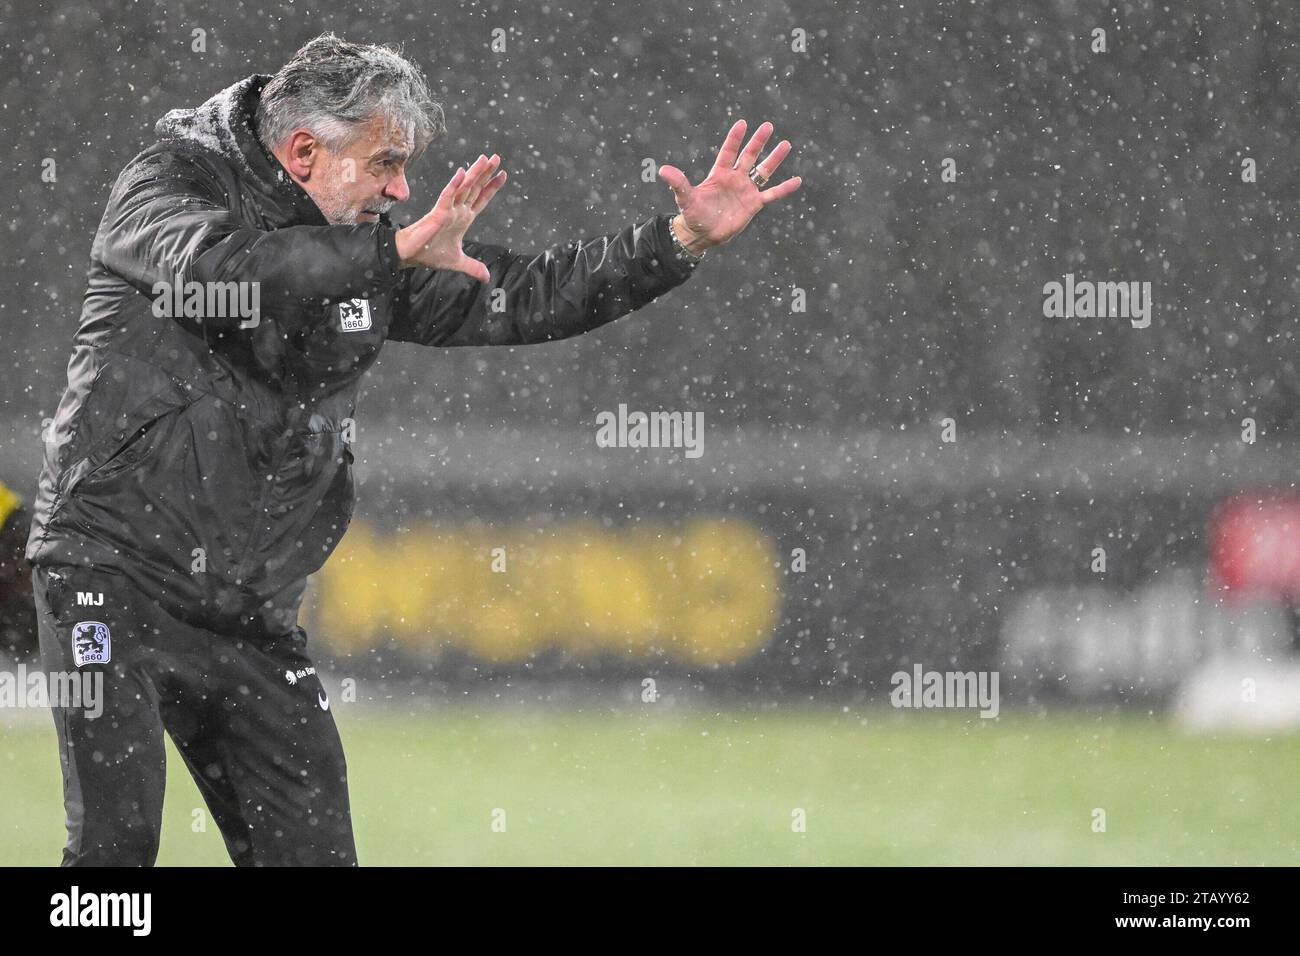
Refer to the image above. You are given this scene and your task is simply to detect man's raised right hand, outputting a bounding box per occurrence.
[394,153,507,281]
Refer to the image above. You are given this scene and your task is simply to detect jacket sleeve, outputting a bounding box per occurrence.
[96,149,403,328]
[386,213,699,347]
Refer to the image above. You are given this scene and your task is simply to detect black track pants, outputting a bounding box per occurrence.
[32,563,355,866]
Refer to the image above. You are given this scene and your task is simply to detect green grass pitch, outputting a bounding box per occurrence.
[3,707,1297,865]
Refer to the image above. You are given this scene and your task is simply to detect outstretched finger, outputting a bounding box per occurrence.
[759,175,802,205]
[455,155,493,205]
[463,155,501,208]
[435,166,468,211]
[657,164,693,208]
[710,119,747,176]
[736,121,774,172]
[753,139,793,179]
[471,169,508,214]
[458,253,491,284]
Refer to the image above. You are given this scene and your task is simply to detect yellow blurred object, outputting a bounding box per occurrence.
[306,517,780,665]
[0,480,20,529]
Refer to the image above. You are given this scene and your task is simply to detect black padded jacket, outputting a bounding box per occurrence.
[26,73,699,637]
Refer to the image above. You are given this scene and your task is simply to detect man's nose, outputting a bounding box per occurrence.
[384,171,410,204]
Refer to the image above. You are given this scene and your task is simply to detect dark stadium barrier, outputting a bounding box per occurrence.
[296,430,1300,702]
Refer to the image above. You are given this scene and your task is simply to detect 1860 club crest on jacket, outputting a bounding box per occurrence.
[339,297,372,331]
[72,621,111,667]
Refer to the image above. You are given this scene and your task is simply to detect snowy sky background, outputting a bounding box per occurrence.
[6,0,1296,436]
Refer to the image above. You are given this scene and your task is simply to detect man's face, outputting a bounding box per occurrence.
[305,114,415,225]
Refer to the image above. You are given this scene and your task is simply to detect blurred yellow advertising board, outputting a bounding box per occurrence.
[305,518,779,665]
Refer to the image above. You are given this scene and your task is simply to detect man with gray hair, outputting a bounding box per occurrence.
[26,33,801,866]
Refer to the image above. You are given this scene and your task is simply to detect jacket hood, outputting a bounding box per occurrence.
[154,73,327,225]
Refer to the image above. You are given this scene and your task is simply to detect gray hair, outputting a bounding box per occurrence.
[255,33,445,156]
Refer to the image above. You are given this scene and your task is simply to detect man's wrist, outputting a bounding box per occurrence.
[670,214,711,258]
[394,224,422,269]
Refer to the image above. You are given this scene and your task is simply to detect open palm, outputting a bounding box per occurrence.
[658,120,802,249]
[394,154,507,281]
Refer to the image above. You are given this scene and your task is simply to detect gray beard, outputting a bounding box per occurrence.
[317,194,360,226]
[312,180,396,225]
[327,208,360,225]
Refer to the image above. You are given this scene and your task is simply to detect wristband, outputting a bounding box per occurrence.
[668,217,706,266]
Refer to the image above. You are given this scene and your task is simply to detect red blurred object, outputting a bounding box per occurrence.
[1208,493,1300,602]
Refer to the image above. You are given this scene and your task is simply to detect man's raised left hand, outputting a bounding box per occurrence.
[658,119,803,256]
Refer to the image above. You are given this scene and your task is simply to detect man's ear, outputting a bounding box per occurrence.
[280,129,322,181]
